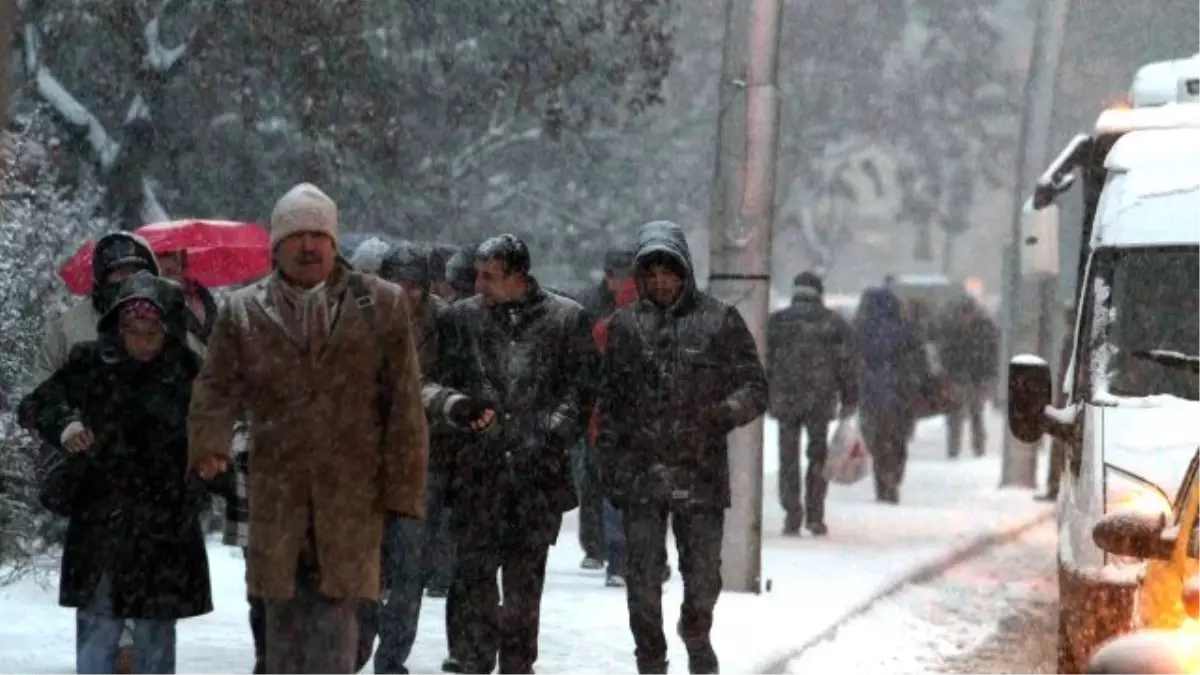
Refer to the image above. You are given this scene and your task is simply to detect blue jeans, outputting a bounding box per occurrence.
[570,440,606,560]
[375,516,425,674]
[422,472,455,593]
[77,575,176,674]
[603,499,625,576]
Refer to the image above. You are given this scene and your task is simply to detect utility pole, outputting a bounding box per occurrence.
[707,0,783,593]
[998,0,1070,488]
[0,0,14,134]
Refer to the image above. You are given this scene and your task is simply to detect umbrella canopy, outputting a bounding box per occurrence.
[59,220,271,295]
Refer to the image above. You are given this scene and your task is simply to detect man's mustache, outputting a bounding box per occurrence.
[295,252,322,264]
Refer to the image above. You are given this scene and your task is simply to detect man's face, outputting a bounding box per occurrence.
[277,233,336,288]
[644,264,684,306]
[120,316,166,361]
[475,259,522,305]
[158,252,185,282]
[398,279,426,313]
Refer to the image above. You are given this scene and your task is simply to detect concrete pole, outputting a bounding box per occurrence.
[998,0,1070,488]
[0,0,14,136]
[707,0,783,594]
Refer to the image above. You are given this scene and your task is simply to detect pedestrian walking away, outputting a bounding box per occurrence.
[434,234,592,674]
[594,220,768,674]
[187,182,430,675]
[853,286,924,504]
[932,294,999,459]
[766,271,858,536]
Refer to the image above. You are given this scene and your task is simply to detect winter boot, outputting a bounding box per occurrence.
[677,620,719,674]
[783,511,803,536]
[606,573,626,588]
[580,555,605,570]
[636,659,669,674]
[441,656,463,673]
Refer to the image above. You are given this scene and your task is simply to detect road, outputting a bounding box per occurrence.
[783,520,1058,674]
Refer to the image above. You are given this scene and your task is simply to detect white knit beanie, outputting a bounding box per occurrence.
[269,183,339,250]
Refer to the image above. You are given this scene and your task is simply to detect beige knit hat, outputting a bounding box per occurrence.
[269,183,339,249]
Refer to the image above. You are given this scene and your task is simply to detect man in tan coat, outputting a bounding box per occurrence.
[188,182,429,674]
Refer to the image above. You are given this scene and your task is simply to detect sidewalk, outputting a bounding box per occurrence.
[0,412,1052,674]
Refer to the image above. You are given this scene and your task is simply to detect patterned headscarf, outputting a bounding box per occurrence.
[119,299,162,325]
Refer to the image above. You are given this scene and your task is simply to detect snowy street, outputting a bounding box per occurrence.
[783,519,1058,675]
[0,412,1053,674]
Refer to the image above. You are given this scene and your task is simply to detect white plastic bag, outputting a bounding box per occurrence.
[824,417,870,485]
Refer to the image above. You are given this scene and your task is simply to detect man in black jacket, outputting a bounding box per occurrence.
[436,234,592,674]
[595,220,768,675]
[766,271,858,536]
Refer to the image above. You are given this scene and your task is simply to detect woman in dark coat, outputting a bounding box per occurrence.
[854,286,924,504]
[20,271,212,674]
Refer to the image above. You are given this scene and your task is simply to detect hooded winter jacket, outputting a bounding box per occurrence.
[28,232,160,389]
[20,272,212,620]
[595,220,768,508]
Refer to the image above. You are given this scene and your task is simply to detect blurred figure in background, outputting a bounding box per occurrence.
[767,271,858,536]
[1039,302,1077,501]
[575,246,637,571]
[854,287,923,504]
[933,295,999,458]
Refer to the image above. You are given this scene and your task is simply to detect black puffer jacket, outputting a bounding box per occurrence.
[766,295,858,421]
[21,273,212,620]
[436,279,592,548]
[595,220,768,508]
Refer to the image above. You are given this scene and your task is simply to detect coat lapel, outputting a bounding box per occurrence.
[247,279,306,352]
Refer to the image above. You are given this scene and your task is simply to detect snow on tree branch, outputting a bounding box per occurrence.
[138,0,195,74]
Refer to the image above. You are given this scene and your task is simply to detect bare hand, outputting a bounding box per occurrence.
[471,408,496,432]
[64,426,95,453]
[194,455,230,480]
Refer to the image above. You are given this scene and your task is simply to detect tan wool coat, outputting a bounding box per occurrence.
[187,268,428,601]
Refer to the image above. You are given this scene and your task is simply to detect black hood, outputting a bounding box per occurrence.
[633,219,696,311]
[97,270,189,344]
[379,241,432,290]
[445,246,477,297]
[91,232,160,313]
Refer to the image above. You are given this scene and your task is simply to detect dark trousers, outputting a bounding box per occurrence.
[623,504,723,674]
[571,440,606,560]
[456,544,551,674]
[249,595,266,674]
[423,472,456,593]
[444,563,467,662]
[375,517,425,674]
[264,556,360,674]
[946,380,989,457]
[778,414,831,528]
[861,411,910,500]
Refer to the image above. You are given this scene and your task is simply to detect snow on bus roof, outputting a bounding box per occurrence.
[1105,127,1200,172]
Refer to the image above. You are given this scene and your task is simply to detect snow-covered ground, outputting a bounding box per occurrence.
[784,520,1058,675]
[0,412,1051,674]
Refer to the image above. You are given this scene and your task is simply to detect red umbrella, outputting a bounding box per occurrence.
[59,220,272,294]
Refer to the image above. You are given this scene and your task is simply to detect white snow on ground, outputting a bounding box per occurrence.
[784,521,1058,675]
[0,412,1051,674]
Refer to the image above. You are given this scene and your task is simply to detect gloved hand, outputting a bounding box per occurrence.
[635,463,675,502]
[447,396,496,432]
[60,421,94,454]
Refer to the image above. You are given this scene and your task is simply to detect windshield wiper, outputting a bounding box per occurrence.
[1130,349,1200,374]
